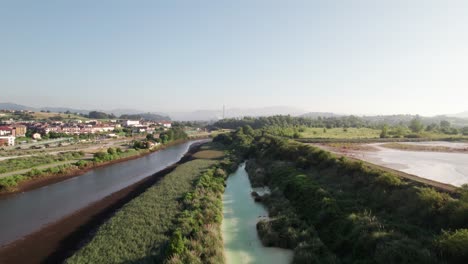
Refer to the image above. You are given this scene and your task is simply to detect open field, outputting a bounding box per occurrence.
[299,127,381,138]
[0,152,84,175]
[31,111,88,120]
[298,127,468,141]
[192,149,225,159]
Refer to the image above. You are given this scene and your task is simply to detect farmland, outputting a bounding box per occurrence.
[299,127,381,139]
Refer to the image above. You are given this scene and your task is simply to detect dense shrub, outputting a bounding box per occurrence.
[437,229,468,263]
[219,132,468,263]
[165,165,226,264]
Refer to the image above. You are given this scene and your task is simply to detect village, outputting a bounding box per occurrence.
[0,109,174,148]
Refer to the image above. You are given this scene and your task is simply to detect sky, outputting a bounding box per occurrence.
[1,0,467,116]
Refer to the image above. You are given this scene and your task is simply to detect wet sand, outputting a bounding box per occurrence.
[359,142,468,187]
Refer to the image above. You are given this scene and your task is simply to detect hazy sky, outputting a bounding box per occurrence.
[1,1,467,115]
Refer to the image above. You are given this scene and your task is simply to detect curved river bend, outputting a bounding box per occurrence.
[0,140,207,247]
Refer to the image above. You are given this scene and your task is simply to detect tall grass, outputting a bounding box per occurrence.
[66,159,216,264]
[0,151,83,174]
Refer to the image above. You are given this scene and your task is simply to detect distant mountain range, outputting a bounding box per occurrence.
[2,102,468,122]
[0,102,167,119]
[449,111,468,118]
[168,106,307,121]
[300,112,341,118]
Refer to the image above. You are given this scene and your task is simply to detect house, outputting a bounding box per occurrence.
[123,120,140,127]
[158,121,172,128]
[0,126,15,136]
[91,126,114,133]
[32,133,42,139]
[0,136,15,146]
[12,125,27,137]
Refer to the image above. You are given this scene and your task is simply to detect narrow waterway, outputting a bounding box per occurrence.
[222,163,293,264]
[0,139,208,247]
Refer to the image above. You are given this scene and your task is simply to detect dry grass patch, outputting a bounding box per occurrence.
[192,150,224,160]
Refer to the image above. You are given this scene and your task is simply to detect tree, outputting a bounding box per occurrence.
[426,123,439,132]
[462,127,468,136]
[438,229,468,263]
[380,124,389,138]
[88,111,110,119]
[409,118,424,133]
[107,147,116,155]
[146,133,155,141]
[440,120,451,129]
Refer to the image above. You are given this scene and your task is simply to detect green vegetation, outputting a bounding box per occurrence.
[215,130,468,263]
[86,111,116,119]
[159,127,188,144]
[165,165,228,264]
[133,127,188,149]
[120,113,170,121]
[0,148,148,191]
[213,115,468,140]
[0,163,76,190]
[0,129,191,192]
[0,151,84,174]
[92,147,129,162]
[67,142,233,264]
[192,150,225,159]
[299,127,381,139]
[66,159,218,263]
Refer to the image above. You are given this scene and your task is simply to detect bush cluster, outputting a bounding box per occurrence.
[165,166,227,264]
[217,132,468,263]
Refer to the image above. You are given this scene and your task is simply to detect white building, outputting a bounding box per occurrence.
[123,120,140,127]
[0,136,15,146]
[159,121,172,128]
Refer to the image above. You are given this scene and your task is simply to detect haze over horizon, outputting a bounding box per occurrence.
[2,1,467,116]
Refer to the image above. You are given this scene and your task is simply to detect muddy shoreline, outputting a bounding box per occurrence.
[0,141,205,264]
[0,138,206,199]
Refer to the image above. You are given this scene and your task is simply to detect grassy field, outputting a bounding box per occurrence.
[299,127,468,140]
[66,158,218,263]
[0,152,84,174]
[32,111,87,120]
[300,127,381,139]
[192,150,225,159]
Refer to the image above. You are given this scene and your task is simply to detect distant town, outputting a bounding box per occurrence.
[0,109,178,148]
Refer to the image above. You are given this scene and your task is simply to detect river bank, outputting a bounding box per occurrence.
[0,141,205,264]
[0,138,207,198]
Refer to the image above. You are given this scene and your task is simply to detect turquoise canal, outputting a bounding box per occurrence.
[222,163,293,264]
